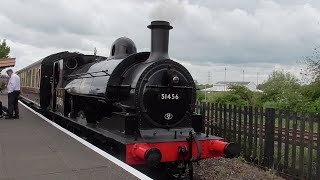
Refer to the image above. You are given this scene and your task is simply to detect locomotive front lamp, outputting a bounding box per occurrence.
[172,76,179,84]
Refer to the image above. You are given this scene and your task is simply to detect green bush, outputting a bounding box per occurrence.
[215,93,247,105]
[252,92,263,107]
[197,91,205,102]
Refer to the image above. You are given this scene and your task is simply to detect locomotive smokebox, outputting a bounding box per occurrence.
[146,21,173,63]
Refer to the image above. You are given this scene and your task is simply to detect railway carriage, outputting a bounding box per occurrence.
[17,21,240,179]
[17,60,41,105]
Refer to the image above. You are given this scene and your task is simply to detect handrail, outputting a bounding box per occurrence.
[64,70,110,80]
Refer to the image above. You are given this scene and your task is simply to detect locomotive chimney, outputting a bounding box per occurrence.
[146,21,173,63]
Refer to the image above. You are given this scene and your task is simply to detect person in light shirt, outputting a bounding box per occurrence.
[5,69,20,119]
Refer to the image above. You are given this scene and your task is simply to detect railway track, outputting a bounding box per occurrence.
[204,118,319,146]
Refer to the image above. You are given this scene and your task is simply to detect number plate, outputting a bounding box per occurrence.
[160,93,179,100]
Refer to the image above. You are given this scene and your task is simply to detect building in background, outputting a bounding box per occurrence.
[0,58,15,70]
[201,81,261,92]
[0,58,16,91]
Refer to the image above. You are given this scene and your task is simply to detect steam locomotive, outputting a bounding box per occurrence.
[17,21,240,179]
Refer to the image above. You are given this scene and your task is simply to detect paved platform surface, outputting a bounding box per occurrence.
[0,95,141,180]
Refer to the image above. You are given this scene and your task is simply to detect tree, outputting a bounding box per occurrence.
[261,70,303,110]
[228,84,253,105]
[261,70,300,101]
[300,81,320,101]
[301,46,320,82]
[0,39,10,58]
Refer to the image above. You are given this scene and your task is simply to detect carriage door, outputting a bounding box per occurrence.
[51,60,64,112]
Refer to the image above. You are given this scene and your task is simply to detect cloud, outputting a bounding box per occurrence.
[0,0,318,83]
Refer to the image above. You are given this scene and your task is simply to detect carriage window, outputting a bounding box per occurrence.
[24,72,26,86]
[25,72,26,86]
[38,69,41,88]
[27,70,30,87]
[35,69,37,88]
[32,69,35,87]
[30,69,33,87]
[20,73,22,86]
[22,73,24,86]
[29,70,32,87]
[21,73,24,86]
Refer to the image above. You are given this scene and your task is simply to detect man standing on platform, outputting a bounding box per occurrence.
[5,69,20,119]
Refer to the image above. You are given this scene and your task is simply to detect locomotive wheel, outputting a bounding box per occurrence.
[76,110,87,125]
[165,162,187,179]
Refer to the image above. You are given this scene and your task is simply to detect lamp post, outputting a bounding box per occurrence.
[243,70,244,82]
[224,67,227,91]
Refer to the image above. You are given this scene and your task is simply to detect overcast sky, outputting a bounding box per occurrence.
[1,0,320,84]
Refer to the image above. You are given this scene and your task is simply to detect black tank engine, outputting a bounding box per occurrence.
[65,21,196,132]
[17,21,240,179]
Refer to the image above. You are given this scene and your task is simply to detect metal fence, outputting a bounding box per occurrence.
[195,102,320,180]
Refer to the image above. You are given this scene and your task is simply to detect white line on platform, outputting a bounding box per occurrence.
[19,101,152,180]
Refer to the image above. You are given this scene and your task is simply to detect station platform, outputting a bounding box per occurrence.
[0,94,150,180]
